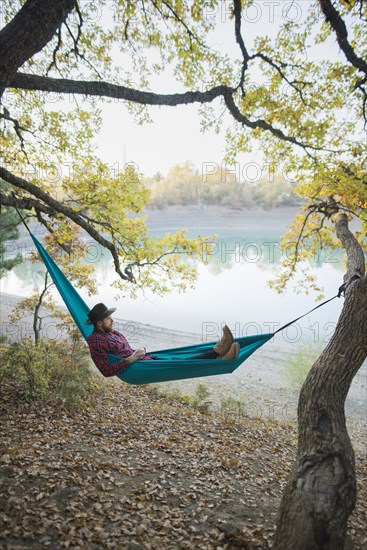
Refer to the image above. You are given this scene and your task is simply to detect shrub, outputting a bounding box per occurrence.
[153,382,212,413]
[0,337,104,411]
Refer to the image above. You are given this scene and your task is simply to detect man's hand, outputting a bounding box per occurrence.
[126,348,146,364]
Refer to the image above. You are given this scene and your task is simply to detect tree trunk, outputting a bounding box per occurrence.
[0,0,76,98]
[273,213,366,550]
[33,271,52,345]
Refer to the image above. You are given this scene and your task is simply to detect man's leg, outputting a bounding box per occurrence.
[187,349,219,360]
[180,325,234,360]
[213,325,233,356]
[188,342,240,361]
[170,342,240,361]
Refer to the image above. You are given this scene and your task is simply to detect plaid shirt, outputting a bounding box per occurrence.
[87,329,153,377]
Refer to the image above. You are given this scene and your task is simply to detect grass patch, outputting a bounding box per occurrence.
[281,342,323,388]
[151,382,212,413]
[180,383,212,412]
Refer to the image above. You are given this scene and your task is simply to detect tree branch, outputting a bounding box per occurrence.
[233,0,250,90]
[0,106,30,157]
[9,71,231,105]
[1,171,196,287]
[0,167,133,283]
[9,73,336,155]
[0,192,53,215]
[318,0,367,76]
[333,212,366,286]
[63,19,103,80]
[250,52,311,105]
[158,0,206,49]
[33,271,53,344]
[223,92,331,156]
[354,77,367,126]
[46,27,63,75]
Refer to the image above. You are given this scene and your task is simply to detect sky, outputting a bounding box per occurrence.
[89,0,340,178]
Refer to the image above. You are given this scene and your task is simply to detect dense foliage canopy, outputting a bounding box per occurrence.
[0,0,366,295]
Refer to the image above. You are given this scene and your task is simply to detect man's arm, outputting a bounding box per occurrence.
[88,333,130,377]
[88,334,148,377]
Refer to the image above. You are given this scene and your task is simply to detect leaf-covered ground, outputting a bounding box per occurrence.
[1,381,366,549]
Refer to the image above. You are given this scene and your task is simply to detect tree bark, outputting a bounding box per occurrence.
[273,213,367,549]
[33,272,51,345]
[0,0,76,98]
[9,71,229,106]
[8,72,316,153]
[318,0,367,76]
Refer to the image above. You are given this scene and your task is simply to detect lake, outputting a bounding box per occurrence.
[1,206,347,348]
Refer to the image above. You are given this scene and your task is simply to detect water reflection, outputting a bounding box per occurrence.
[2,208,346,337]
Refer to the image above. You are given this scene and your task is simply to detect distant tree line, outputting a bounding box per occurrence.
[143,161,302,209]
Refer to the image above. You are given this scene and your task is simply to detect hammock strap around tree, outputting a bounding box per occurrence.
[273,283,347,335]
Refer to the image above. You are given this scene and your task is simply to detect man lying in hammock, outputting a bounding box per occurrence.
[86,303,240,377]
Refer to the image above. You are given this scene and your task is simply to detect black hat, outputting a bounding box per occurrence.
[86,303,116,325]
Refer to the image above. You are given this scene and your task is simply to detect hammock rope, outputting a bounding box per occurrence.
[17,212,345,385]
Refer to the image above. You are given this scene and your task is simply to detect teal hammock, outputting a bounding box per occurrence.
[30,233,343,385]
